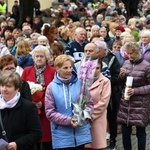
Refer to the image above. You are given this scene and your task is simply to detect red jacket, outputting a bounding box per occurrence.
[21,65,56,142]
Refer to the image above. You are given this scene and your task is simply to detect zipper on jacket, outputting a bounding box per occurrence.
[73,128,77,146]
[127,63,135,126]
[126,62,135,126]
[127,100,130,126]
[71,99,77,146]
[68,84,77,146]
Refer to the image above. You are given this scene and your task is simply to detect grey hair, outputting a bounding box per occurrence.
[94,40,107,50]
[139,29,150,38]
[30,32,41,39]
[32,45,51,61]
[38,35,48,42]
[123,41,140,52]
[96,14,103,19]
[75,27,86,35]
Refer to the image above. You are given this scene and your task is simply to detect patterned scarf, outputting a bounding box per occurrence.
[35,65,46,85]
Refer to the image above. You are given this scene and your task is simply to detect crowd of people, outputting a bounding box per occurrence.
[0,0,150,150]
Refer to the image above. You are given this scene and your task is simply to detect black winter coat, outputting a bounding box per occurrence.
[103,50,121,110]
[0,97,42,150]
[21,80,32,101]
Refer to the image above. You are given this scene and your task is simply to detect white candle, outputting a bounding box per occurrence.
[124,76,133,100]
[126,76,133,87]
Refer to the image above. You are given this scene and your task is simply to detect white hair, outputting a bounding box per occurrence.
[38,35,48,42]
[139,29,150,38]
[94,40,107,50]
[32,45,51,61]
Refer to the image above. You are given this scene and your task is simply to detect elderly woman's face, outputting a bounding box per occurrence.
[126,49,139,61]
[34,52,47,68]
[140,35,150,45]
[1,82,19,101]
[56,60,72,79]
[38,40,47,46]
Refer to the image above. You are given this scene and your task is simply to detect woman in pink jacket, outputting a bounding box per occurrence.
[85,59,111,150]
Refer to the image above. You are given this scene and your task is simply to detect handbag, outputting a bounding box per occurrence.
[0,110,8,142]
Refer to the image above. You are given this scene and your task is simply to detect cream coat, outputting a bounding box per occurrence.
[85,73,111,149]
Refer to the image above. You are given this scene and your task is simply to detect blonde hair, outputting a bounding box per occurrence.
[16,40,32,57]
[54,54,73,68]
[122,34,135,45]
[109,22,118,32]
[127,18,138,29]
[58,26,69,39]
[1,21,7,28]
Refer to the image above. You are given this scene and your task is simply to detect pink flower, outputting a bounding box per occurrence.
[79,60,97,80]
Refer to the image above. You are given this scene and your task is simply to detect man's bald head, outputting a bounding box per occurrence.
[84,43,99,57]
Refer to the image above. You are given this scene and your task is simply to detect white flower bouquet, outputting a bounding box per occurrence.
[28,81,45,114]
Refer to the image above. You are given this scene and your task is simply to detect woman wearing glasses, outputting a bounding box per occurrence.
[0,54,32,101]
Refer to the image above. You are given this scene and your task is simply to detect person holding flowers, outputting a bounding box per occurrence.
[21,45,56,150]
[85,58,111,150]
[45,54,93,150]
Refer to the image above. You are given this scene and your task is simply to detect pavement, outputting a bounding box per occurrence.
[106,125,150,150]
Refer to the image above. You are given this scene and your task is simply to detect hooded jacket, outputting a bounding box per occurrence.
[45,72,93,149]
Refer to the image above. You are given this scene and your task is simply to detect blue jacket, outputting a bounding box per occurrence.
[45,72,92,149]
[17,54,34,69]
[115,50,126,67]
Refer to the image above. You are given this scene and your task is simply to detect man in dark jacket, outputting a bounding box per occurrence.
[65,27,88,63]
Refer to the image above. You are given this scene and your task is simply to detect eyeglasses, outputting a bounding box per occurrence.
[3,67,16,72]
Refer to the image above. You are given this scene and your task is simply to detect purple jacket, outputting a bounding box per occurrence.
[140,43,150,63]
[117,58,150,127]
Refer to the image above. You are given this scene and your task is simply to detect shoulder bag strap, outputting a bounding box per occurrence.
[0,110,8,142]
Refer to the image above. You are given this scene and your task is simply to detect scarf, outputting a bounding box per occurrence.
[56,73,72,109]
[0,92,20,109]
[35,65,46,85]
[141,43,150,55]
[57,73,72,84]
[120,46,129,59]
